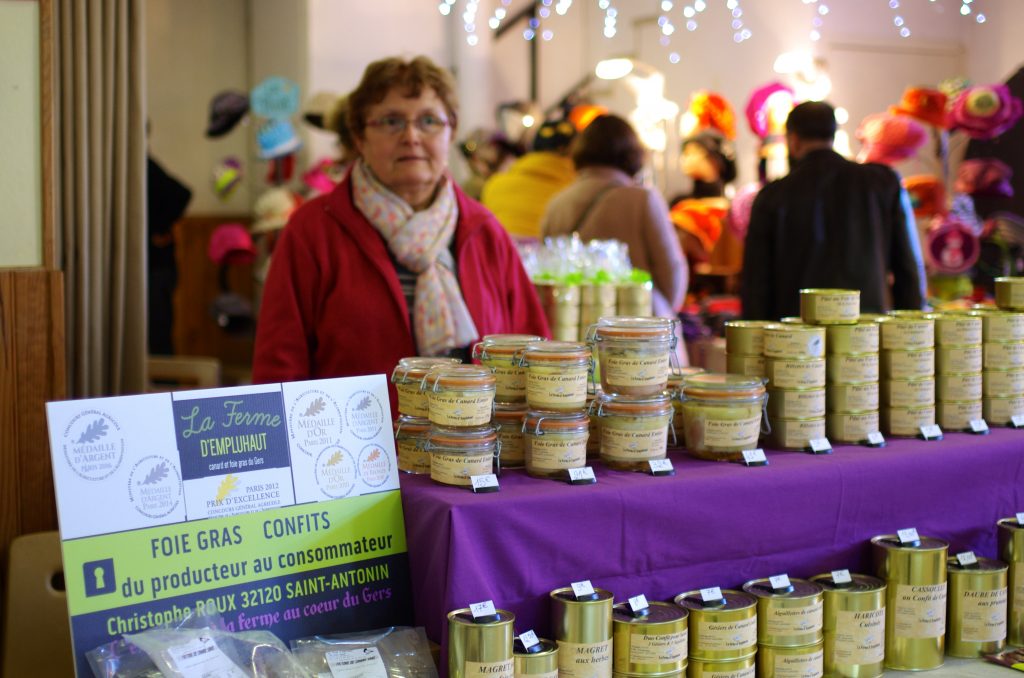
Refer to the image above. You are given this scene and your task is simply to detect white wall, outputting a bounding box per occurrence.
[964,0,1024,83]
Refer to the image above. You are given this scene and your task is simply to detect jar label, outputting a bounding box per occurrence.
[497,429,524,465]
[984,370,1024,397]
[556,639,612,678]
[491,363,527,400]
[428,391,493,427]
[602,353,670,389]
[985,314,1024,342]
[772,648,823,678]
[883,350,935,380]
[697,666,753,678]
[464,659,514,678]
[528,435,588,471]
[396,383,429,418]
[765,600,823,635]
[527,368,589,409]
[764,330,825,359]
[937,318,982,345]
[940,373,983,401]
[894,583,947,639]
[600,425,668,461]
[430,451,491,486]
[831,382,879,411]
[397,439,430,474]
[885,380,936,408]
[985,342,1024,369]
[769,359,826,388]
[695,617,757,651]
[833,608,885,664]
[882,321,934,349]
[704,415,762,448]
[959,586,1007,642]
[628,628,688,663]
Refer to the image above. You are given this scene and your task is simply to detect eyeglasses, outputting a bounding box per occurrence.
[365,113,450,136]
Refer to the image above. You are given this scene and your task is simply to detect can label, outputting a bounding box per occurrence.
[938,401,982,430]
[998,280,1024,308]
[829,411,879,442]
[430,452,491,486]
[775,418,826,449]
[491,363,527,400]
[726,325,765,355]
[984,314,1024,342]
[428,392,493,426]
[829,382,879,412]
[1015,563,1024,614]
[984,369,1024,397]
[830,354,880,383]
[804,292,859,324]
[527,369,589,409]
[520,671,557,678]
[985,396,1024,424]
[496,428,524,465]
[397,439,430,474]
[884,379,935,408]
[834,608,885,664]
[939,373,983,401]
[704,415,762,448]
[628,628,688,663]
[766,600,823,635]
[894,583,947,638]
[959,587,1007,642]
[937,318,983,346]
[985,342,1024,369]
[938,346,982,373]
[883,349,935,380]
[528,436,587,471]
[465,659,514,678]
[727,354,765,377]
[881,321,934,349]
[699,667,753,678]
[764,329,825,359]
[772,389,826,419]
[769,359,826,388]
[884,406,935,436]
[603,354,670,389]
[396,383,429,417]
[695,616,757,651]
[556,639,612,678]
[828,323,880,354]
[601,426,668,461]
[772,648,823,678]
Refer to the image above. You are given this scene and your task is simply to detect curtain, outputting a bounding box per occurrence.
[54,0,147,396]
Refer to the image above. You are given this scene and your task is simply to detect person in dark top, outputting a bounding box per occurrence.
[740,101,926,320]
[147,155,193,355]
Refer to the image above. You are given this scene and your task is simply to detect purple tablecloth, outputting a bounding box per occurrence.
[400,428,1024,665]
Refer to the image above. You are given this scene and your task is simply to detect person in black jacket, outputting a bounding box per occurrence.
[740,101,926,320]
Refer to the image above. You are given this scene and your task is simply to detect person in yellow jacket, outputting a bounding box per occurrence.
[482,119,576,241]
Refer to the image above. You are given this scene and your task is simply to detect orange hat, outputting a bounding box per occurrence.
[890,87,950,129]
[568,104,608,131]
[670,199,728,253]
[902,175,946,218]
[686,91,737,140]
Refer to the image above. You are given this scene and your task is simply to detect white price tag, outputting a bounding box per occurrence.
[769,574,792,591]
[809,437,832,453]
[471,473,499,491]
[326,647,388,678]
[568,466,596,483]
[700,586,724,602]
[628,594,649,613]
[518,630,540,650]
[920,424,943,440]
[956,551,979,567]
[470,600,497,619]
[970,418,989,433]
[742,449,767,464]
[831,569,853,585]
[867,431,885,446]
[1016,512,1024,526]
[648,459,674,473]
[571,580,596,599]
[166,636,247,678]
[897,527,921,544]
[1013,415,1024,428]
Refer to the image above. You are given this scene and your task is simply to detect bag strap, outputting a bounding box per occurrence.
[570,184,618,234]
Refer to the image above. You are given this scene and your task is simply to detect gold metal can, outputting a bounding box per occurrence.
[935,345,982,374]
[946,555,1007,658]
[613,601,689,676]
[780,316,803,325]
[936,399,982,431]
[983,395,1024,425]
[983,368,1024,398]
[763,324,826,360]
[770,417,826,450]
[448,607,515,678]
[725,320,772,357]
[827,411,880,443]
[935,313,983,346]
[810,572,885,678]
[981,310,1024,343]
[674,589,758,661]
[684,654,755,678]
[514,638,559,678]
[755,641,823,678]
[742,577,823,647]
[618,282,654,317]
[936,372,983,402]
[827,322,880,355]
[827,382,879,413]
[880,378,935,408]
[551,587,614,678]
[998,517,1024,646]
[880,405,935,437]
[536,283,582,328]
[767,388,826,420]
[725,353,765,378]
[984,341,1024,369]
[827,353,880,384]
[879,315,935,350]
[996,277,1024,310]
[764,357,826,389]
[800,288,860,325]
[880,348,935,380]
[871,534,949,671]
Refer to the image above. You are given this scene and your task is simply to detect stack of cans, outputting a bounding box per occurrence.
[724,320,769,379]
[743,576,825,678]
[934,312,984,430]
[879,312,937,436]
[981,308,1024,424]
[763,323,827,449]
[825,318,881,444]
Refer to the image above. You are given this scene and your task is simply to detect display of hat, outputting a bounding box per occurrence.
[212,157,243,200]
[955,158,1014,197]
[745,82,795,138]
[685,91,737,140]
[925,215,980,275]
[889,87,949,129]
[568,104,608,131]
[856,112,928,165]
[252,187,301,234]
[670,198,729,254]
[682,131,737,184]
[302,91,340,130]
[532,120,576,152]
[257,119,302,159]
[205,90,249,138]
[302,157,342,195]
[949,84,1024,139]
[207,223,256,266]
[902,175,946,218]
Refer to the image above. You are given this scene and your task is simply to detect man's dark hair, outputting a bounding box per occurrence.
[786,101,837,141]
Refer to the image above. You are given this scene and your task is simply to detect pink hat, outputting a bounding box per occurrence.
[856,112,928,165]
[925,216,979,275]
[955,158,1014,197]
[950,84,1023,139]
[208,223,256,266]
[745,82,795,139]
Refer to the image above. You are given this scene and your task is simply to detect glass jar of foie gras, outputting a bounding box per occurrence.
[522,411,589,480]
[741,575,823,652]
[394,415,431,474]
[513,636,558,678]
[448,607,515,678]
[680,373,767,462]
[612,600,688,676]
[946,554,1008,657]
[594,392,673,472]
[588,316,675,397]
[426,425,498,488]
[519,341,592,412]
[472,334,545,404]
[493,403,527,469]
[997,517,1024,646]
[809,571,885,678]
[550,586,613,678]
[667,368,703,448]
[673,589,757,671]
[391,356,463,418]
[423,365,496,427]
[871,533,949,670]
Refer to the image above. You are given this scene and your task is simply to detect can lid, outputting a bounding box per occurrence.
[513,637,558,656]
[674,588,757,612]
[449,608,515,626]
[999,516,1024,530]
[742,577,823,599]
[595,316,674,339]
[725,320,774,331]
[871,534,949,551]
[597,392,673,416]
[947,555,1008,573]
[551,586,613,603]
[810,572,885,592]
[779,317,803,324]
[800,288,860,296]
[763,322,824,334]
[995,276,1024,283]
[613,600,687,624]
[391,356,462,382]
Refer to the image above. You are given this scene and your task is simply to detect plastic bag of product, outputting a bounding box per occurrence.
[124,627,312,677]
[290,626,437,678]
[87,612,229,677]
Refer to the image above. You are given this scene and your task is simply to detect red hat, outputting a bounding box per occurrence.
[687,91,737,140]
[208,223,256,266]
[955,158,1014,197]
[889,87,949,129]
[902,175,946,218]
[856,112,927,165]
[925,216,979,275]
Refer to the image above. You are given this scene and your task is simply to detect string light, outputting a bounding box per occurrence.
[658,1,677,63]
[726,0,751,42]
[887,0,911,38]
[460,0,480,46]
[601,0,618,38]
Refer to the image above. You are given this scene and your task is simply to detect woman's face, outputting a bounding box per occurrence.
[355,86,453,209]
[681,143,718,182]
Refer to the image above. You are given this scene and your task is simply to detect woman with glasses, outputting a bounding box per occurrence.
[253,56,550,406]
